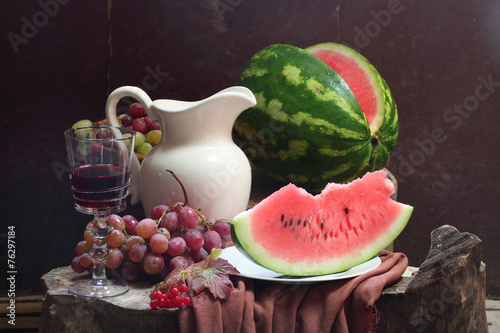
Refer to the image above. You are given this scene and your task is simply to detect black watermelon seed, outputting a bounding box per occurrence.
[283,221,287,227]
[320,222,324,229]
[297,219,301,226]
[303,220,306,227]
[344,208,349,214]
[281,214,284,221]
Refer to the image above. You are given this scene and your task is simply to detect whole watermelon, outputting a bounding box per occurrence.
[234,44,398,192]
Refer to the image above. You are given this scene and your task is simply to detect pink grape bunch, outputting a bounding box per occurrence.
[118,102,162,155]
[70,205,232,284]
[119,102,161,135]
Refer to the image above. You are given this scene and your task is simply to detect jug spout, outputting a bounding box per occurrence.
[218,86,256,106]
[214,86,257,120]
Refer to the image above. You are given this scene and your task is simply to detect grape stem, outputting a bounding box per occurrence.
[153,269,191,295]
[159,170,206,230]
[166,169,190,205]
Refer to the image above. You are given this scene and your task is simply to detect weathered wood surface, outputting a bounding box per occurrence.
[377,224,487,332]
[38,270,179,333]
[39,225,487,332]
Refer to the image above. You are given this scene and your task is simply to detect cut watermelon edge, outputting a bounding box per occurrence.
[230,169,413,276]
[305,42,387,135]
[231,202,413,277]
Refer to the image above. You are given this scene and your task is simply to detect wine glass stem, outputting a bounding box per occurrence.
[89,215,111,286]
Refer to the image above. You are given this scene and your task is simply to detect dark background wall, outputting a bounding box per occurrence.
[1,0,499,296]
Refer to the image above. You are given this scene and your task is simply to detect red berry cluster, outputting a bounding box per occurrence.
[150,284,191,309]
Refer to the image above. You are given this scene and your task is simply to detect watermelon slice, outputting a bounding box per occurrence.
[230,170,413,276]
[305,42,394,136]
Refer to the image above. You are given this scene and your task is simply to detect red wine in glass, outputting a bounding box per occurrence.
[71,164,130,210]
[64,125,135,298]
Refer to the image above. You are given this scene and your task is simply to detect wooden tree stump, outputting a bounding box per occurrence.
[376,224,488,332]
[38,270,179,333]
[39,225,487,332]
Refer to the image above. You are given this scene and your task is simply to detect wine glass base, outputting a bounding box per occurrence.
[68,279,129,298]
[74,202,127,216]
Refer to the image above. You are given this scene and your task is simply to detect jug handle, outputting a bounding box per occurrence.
[105,86,153,205]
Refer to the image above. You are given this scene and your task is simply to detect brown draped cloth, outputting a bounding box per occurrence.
[179,250,407,333]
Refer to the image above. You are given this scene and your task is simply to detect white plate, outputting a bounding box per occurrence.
[220,246,381,284]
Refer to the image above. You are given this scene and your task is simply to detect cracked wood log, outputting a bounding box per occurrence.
[38,224,487,332]
[38,272,180,332]
[376,224,487,332]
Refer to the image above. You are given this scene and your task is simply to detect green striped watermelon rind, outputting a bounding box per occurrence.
[234,44,398,192]
[305,42,398,136]
[305,43,399,177]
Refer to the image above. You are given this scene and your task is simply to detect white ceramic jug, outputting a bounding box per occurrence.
[105,86,256,220]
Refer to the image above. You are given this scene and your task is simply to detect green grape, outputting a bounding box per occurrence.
[76,141,89,158]
[72,119,93,138]
[134,132,146,149]
[122,133,133,151]
[72,119,92,129]
[146,130,161,145]
[137,142,153,155]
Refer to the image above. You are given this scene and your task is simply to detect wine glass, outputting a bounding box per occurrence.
[64,125,135,297]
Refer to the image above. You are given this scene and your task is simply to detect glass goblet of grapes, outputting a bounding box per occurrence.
[64,125,135,297]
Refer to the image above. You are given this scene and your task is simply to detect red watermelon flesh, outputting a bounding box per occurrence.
[230,170,413,276]
[312,50,377,125]
[306,42,389,135]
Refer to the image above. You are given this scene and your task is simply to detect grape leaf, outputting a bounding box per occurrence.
[190,250,240,300]
[155,269,190,295]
